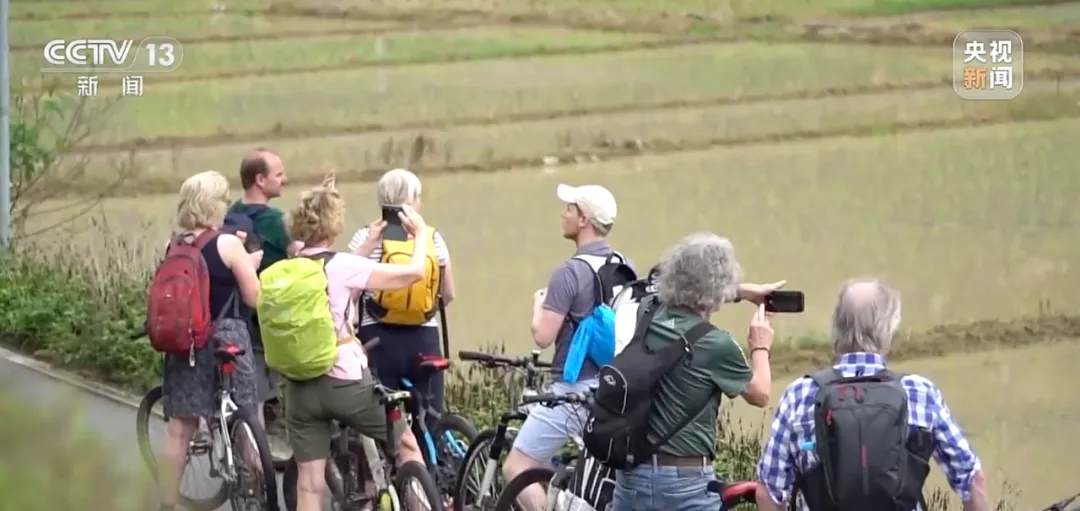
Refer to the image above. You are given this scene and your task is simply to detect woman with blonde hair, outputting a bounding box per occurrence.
[281,174,434,511]
[155,171,264,511]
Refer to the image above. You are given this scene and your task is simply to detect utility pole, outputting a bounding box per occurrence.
[0,0,11,249]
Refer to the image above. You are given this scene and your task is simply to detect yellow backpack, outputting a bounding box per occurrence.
[366,227,442,326]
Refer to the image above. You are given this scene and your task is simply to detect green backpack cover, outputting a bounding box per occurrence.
[257,253,339,381]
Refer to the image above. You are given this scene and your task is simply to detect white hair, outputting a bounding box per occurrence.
[376,168,422,206]
[655,233,742,314]
[830,278,903,355]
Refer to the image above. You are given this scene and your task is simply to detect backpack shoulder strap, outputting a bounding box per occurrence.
[649,318,719,451]
[631,296,661,349]
[303,251,337,265]
[571,254,605,307]
[807,368,843,389]
[681,321,716,347]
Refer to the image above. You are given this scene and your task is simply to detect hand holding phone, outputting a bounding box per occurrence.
[765,290,805,314]
[398,205,427,237]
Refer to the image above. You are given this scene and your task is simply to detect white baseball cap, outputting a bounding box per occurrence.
[556,184,617,225]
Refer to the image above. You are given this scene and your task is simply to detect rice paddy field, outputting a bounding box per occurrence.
[11,0,1080,506]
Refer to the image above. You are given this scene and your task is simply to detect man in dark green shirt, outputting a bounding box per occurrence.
[229,148,293,272]
[645,303,753,457]
[228,148,296,406]
[611,232,782,511]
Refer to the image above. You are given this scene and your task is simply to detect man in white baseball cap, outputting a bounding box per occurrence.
[555,183,618,232]
[502,183,636,510]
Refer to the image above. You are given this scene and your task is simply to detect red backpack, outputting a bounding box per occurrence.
[146,230,218,361]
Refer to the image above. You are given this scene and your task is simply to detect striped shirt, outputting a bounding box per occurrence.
[757,352,981,510]
[346,226,450,328]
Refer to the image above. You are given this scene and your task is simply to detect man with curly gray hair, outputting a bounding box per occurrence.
[611,232,783,511]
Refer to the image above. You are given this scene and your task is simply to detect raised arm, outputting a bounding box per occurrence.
[364,207,429,291]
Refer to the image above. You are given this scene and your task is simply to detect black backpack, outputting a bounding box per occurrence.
[798,369,930,511]
[572,252,638,308]
[223,204,267,254]
[582,297,716,470]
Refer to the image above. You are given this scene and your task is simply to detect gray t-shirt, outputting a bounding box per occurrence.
[542,240,634,382]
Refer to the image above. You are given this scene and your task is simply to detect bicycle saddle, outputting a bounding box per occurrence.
[706,480,757,505]
[414,354,451,376]
[213,344,246,362]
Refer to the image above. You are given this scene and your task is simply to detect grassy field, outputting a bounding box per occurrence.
[38,43,1080,146]
[11,0,1080,506]
[82,79,1080,192]
[35,117,1080,340]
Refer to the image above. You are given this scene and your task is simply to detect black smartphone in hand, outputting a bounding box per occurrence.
[765,290,805,313]
[381,205,408,241]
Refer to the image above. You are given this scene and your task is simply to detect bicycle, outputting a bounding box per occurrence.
[453,350,552,511]
[135,336,279,511]
[493,392,758,511]
[395,353,479,506]
[491,391,592,511]
[279,338,445,511]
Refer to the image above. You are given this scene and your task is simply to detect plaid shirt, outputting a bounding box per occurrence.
[756,352,981,509]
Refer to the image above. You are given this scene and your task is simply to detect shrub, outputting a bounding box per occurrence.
[0,226,159,391]
[0,388,155,510]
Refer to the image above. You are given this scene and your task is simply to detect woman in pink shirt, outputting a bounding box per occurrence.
[283,178,430,511]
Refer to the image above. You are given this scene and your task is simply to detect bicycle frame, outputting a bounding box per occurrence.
[470,351,549,506]
[399,376,468,468]
[212,349,247,484]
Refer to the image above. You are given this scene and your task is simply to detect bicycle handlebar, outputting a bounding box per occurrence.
[458,350,552,368]
[520,392,591,406]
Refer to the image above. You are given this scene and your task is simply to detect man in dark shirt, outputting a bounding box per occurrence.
[502,184,633,510]
[229,148,295,272]
[228,148,301,407]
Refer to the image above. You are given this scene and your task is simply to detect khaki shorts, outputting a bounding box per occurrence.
[284,372,406,462]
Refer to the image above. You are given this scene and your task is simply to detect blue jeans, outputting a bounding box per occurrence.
[612,462,722,511]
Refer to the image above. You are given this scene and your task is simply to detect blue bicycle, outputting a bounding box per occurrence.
[393,354,479,506]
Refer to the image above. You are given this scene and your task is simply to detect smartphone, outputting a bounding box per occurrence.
[381,205,408,241]
[765,290,805,314]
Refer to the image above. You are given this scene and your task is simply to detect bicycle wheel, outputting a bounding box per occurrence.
[394,460,444,511]
[136,385,227,511]
[432,413,478,499]
[227,405,280,511]
[454,428,518,511]
[283,438,367,511]
[492,468,554,511]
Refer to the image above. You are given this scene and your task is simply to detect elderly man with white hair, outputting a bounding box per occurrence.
[348,168,457,434]
[756,279,990,511]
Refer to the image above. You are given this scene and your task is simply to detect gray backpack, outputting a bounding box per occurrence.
[801,369,930,511]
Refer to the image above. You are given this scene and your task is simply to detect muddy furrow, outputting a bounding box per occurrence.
[10,21,487,52]
[85,68,1080,153]
[91,112,1080,198]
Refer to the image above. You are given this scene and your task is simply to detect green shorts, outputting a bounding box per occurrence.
[284,372,406,463]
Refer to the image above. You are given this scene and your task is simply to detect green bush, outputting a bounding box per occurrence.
[0,389,155,511]
[0,231,1014,511]
[0,233,159,391]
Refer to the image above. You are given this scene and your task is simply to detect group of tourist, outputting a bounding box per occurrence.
[152,147,991,511]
